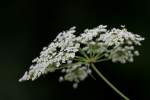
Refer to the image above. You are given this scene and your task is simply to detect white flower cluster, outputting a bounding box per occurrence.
[19,25,144,88]
[19,27,80,81]
[59,63,91,88]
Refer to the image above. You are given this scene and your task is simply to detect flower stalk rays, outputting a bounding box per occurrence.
[19,25,144,100]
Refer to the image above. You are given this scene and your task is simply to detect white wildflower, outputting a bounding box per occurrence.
[20,27,79,81]
[19,25,144,89]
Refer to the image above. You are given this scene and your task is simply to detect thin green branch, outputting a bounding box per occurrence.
[96,58,110,62]
[91,63,130,100]
[79,49,89,59]
[95,53,105,60]
[89,73,96,80]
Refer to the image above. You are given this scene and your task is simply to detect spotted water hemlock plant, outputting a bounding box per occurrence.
[19,25,144,100]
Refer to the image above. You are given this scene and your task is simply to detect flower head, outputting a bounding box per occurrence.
[19,25,144,88]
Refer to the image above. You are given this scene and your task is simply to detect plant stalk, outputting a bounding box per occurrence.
[91,63,130,100]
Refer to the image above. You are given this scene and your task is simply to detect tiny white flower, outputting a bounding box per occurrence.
[73,83,78,89]
[134,51,140,56]
[19,71,28,82]
[59,76,64,82]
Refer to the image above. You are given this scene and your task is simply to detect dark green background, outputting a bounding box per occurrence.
[0,0,150,100]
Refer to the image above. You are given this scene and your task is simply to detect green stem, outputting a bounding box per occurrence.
[96,58,110,62]
[79,49,89,59]
[91,63,130,100]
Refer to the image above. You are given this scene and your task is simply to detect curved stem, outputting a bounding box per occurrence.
[91,63,130,100]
